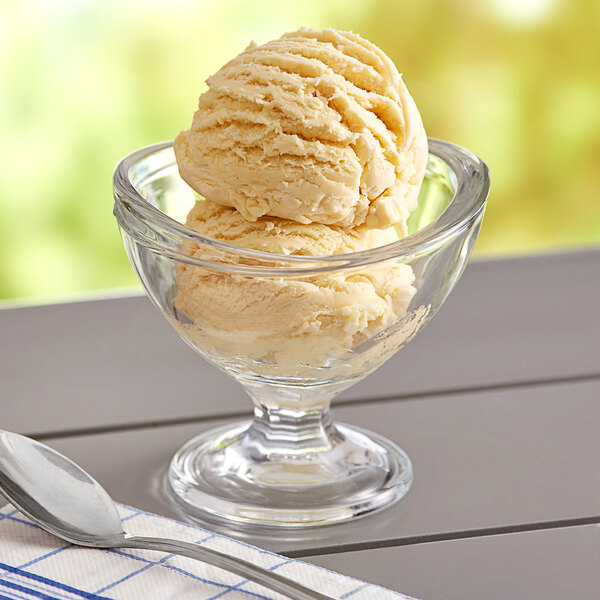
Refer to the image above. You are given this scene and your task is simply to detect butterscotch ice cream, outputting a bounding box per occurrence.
[175,28,427,229]
[172,28,426,375]
[174,200,415,372]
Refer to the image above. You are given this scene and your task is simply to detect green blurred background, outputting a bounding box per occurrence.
[1,0,599,303]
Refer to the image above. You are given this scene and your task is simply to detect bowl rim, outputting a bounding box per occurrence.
[113,137,489,272]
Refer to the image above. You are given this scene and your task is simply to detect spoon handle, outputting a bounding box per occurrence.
[119,535,334,600]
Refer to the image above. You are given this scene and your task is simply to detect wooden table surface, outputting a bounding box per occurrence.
[2,249,599,599]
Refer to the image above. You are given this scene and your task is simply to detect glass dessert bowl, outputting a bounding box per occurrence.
[113,138,489,528]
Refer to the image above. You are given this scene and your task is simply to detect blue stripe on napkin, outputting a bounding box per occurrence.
[0,563,112,600]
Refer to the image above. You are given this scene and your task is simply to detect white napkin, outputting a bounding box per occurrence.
[0,503,416,600]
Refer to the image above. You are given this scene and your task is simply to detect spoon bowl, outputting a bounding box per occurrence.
[0,430,125,546]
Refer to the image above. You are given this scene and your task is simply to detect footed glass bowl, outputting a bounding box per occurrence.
[113,138,489,527]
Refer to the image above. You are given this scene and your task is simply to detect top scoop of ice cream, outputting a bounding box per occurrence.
[174,28,427,229]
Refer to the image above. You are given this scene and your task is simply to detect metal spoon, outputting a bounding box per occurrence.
[0,430,333,600]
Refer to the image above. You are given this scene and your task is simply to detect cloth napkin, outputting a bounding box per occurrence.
[0,503,415,600]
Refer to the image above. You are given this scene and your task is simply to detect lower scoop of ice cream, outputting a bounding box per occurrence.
[173,200,416,376]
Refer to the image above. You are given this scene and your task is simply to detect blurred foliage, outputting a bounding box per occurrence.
[0,0,599,301]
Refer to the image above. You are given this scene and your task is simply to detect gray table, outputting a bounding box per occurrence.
[2,250,599,599]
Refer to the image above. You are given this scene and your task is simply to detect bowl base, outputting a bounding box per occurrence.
[167,420,412,528]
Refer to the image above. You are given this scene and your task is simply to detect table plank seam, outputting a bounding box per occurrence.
[286,515,600,558]
[27,371,600,441]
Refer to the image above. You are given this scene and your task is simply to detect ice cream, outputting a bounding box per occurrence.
[174,28,427,229]
[172,28,426,376]
[173,200,415,372]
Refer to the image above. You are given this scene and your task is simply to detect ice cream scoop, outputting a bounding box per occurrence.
[173,201,415,378]
[174,28,427,229]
